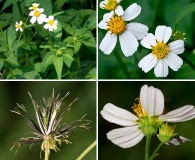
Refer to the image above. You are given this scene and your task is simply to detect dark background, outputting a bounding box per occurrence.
[99,81,195,159]
[0,81,96,160]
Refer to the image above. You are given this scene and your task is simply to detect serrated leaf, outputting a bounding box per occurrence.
[39,0,52,15]
[175,3,195,25]
[0,59,4,69]
[6,56,18,66]
[41,51,55,69]
[83,11,96,30]
[74,41,81,53]
[5,25,16,50]
[53,56,63,79]
[63,54,73,67]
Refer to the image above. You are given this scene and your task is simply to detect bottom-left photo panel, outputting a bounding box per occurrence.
[0,81,96,160]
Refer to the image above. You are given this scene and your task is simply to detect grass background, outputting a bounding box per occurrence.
[0,81,96,160]
[99,81,195,159]
[98,0,195,79]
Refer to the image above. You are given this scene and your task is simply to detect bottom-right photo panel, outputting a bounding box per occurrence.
[98,81,195,160]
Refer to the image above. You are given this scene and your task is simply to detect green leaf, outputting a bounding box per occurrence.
[0,59,4,69]
[5,25,16,50]
[13,2,20,21]
[64,36,73,43]
[1,0,13,12]
[54,0,68,10]
[62,23,74,35]
[39,0,52,15]
[74,41,81,53]
[53,56,63,79]
[23,71,41,79]
[12,40,24,51]
[83,11,96,30]
[40,44,53,49]
[175,3,195,25]
[85,68,96,79]
[63,54,73,68]
[51,20,62,41]
[25,0,35,7]
[81,34,96,48]
[6,56,18,66]
[41,51,55,69]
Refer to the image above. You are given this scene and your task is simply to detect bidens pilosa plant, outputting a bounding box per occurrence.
[100,84,195,160]
[11,90,91,160]
[0,0,96,79]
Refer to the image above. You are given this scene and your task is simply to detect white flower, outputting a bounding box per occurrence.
[138,25,185,77]
[100,84,195,148]
[29,8,46,24]
[29,3,40,10]
[15,21,23,32]
[100,0,124,16]
[99,3,148,57]
[44,16,58,31]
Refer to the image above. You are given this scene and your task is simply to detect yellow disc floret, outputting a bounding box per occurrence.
[34,10,41,17]
[48,20,54,26]
[108,15,126,34]
[105,0,117,10]
[16,24,21,29]
[152,41,170,59]
[131,98,146,118]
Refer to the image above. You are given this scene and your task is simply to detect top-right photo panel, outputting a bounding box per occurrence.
[98,0,195,79]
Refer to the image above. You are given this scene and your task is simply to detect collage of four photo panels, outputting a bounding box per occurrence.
[0,0,195,160]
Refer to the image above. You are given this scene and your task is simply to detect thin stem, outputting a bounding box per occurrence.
[18,16,29,42]
[149,142,164,160]
[45,150,50,160]
[76,140,96,160]
[9,65,14,79]
[77,53,81,74]
[145,135,152,160]
[114,51,130,78]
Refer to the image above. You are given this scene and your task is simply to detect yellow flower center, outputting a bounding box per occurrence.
[17,24,21,29]
[34,10,40,17]
[108,15,126,34]
[48,20,54,26]
[32,6,38,10]
[152,41,170,59]
[105,0,117,10]
[132,98,146,118]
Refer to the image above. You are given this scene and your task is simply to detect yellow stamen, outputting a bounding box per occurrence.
[48,20,54,26]
[108,15,126,34]
[105,0,117,10]
[34,10,40,17]
[131,98,146,117]
[16,24,21,29]
[32,6,38,10]
[152,41,170,59]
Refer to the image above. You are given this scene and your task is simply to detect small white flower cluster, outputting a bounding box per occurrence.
[99,0,185,77]
[15,3,58,33]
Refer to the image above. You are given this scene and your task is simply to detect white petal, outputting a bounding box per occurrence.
[16,28,18,31]
[99,31,117,55]
[140,85,164,116]
[19,21,23,25]
[159,105,195,122]
[115,5,124,16]
[48,16,54,20]
[20,28,23,32]
[123,3,141,21]
[138,53,157,73]
[165,53,183,71]
[155,25,172,43]
[37,14,46,24]
[141,33,157,49]
[44,24,49,29]
[154,59,169,77]
[166,136,190,145]
[126,23,149,40]
[100,103,138,126]
[119,30,138,57]
[39,8,44,13]
[169,40,184,54]
[103,12,113,21]
[99,1,106,9]
[98,20,108,30]
[30,16,37,24]
[29,11,34,16]
[107,126,144,148]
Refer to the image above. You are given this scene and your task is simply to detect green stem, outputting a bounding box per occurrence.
[114,51,130,78]
[77,53,81,73]
[145,135,152,160]
[0,24,9,56]
[9,65,14,79]
[149,142,164,160]
[18,16,29,42]
[76,140,96,160]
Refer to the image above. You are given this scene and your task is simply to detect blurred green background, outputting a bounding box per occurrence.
[99,81,195,159]
[0,81,96,160]
[98,0,195,79]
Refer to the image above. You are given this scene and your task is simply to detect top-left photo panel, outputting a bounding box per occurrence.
[0,0,96,79]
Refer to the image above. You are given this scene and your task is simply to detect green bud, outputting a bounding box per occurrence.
[56,50,62,56]
[172,31,186,41]
[139,116,163,136]
[158,124,177,143]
